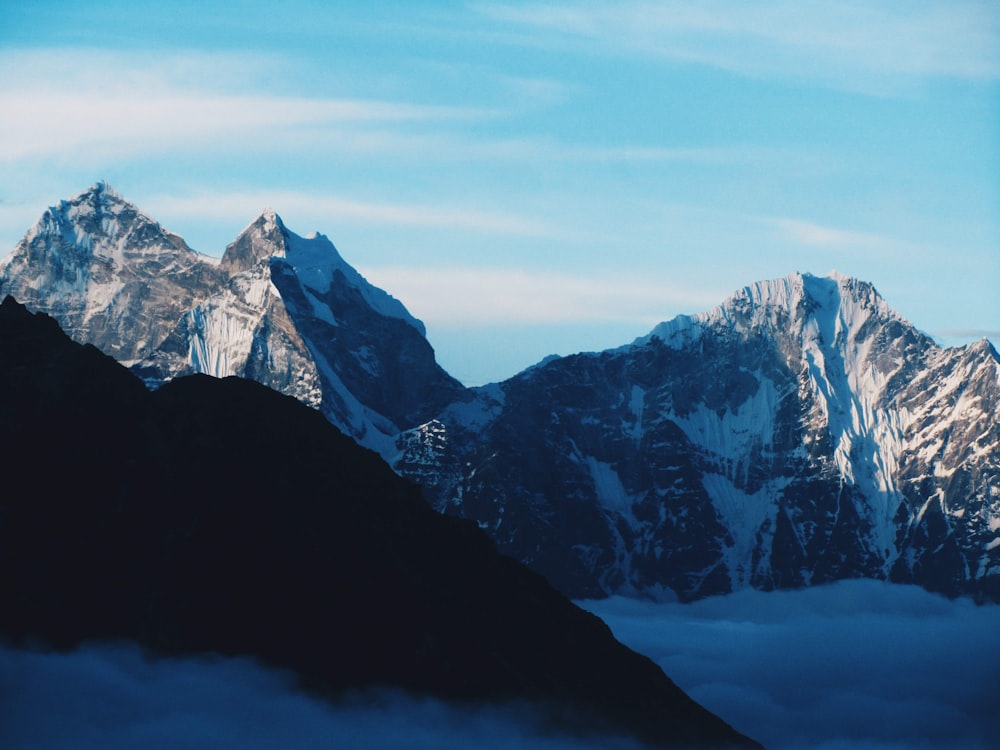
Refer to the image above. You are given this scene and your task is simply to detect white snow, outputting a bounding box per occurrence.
[700,472,783,588]
[585,456,637,528]
[672,373,782,484]
[441,383,505,432]
[282,229,425,335]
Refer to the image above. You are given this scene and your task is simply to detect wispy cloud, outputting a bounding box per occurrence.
[357,265,726,328]
[147,191,556,238]
[473,0,1000,92]
[0,47,818,173]
[0,96,475,162]
[764,217,895,250]
[0,49,491,164]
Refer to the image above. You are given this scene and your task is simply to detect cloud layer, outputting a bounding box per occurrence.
[582,580,1000,750]
[4,581,996,749]
[0,644,644,750]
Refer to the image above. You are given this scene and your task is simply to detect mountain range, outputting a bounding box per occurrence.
[2,183,997,604]
[0,295,759,749]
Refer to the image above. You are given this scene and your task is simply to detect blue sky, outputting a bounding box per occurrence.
[1,1,998,384]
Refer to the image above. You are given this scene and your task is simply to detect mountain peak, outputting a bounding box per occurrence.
[60,180,134,219]
[89,180,122,200]
[220,209,290,275]
[258,207,283,230]
[19,181,182,258]
[636,271,903,349]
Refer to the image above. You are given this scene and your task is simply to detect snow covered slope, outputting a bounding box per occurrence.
[396,272,1000,602]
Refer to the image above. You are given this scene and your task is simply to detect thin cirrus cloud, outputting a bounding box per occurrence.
[0,48,816,172]
[934,329,1000,344]
[355,265,723,329]
[764,217,897,251]
[473,0,1000,90]
[0,49,491,164]
[146,191,558,239]
[0,92,485,163]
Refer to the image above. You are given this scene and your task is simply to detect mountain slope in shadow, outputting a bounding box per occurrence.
[0,296,760,749]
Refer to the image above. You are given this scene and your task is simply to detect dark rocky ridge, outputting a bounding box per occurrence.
[0,296,760,750]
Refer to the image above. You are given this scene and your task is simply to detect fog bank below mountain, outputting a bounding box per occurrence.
[583,579,1000,750]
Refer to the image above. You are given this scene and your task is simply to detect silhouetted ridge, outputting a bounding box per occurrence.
[0,297,760,750]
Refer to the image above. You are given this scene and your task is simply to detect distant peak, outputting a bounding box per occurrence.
[69,181,129,209]
[968,337,999,357]
[40,182,141,229]
[243,208,286,238]
[259,207,282,225]
[221,209,290,275]
[91,180,123,200]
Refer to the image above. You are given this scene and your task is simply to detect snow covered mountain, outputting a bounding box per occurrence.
[396,272,1000,602]
[0,182,225,363]
[3,185,996,604]
[0,184,464,458]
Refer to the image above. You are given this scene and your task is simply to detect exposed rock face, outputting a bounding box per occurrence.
[396,273,1000,602]
[0,296,761,750]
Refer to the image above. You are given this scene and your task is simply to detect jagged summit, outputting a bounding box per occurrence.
[88,179,122,199]
[219,208,290,275]
[18,180,188,255]
[636,271,916,350]
[220,204,425,336]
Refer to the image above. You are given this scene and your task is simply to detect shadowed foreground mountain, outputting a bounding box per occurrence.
[0,297,760,750]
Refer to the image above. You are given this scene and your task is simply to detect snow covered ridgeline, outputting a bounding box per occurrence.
[395,272,1000,603]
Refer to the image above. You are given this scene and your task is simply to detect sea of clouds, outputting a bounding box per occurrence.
[582,579,1000,750]
[2,579,997,749]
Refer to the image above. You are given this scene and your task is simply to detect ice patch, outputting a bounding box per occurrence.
[700,472,782,588]
[585,457,637,529]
